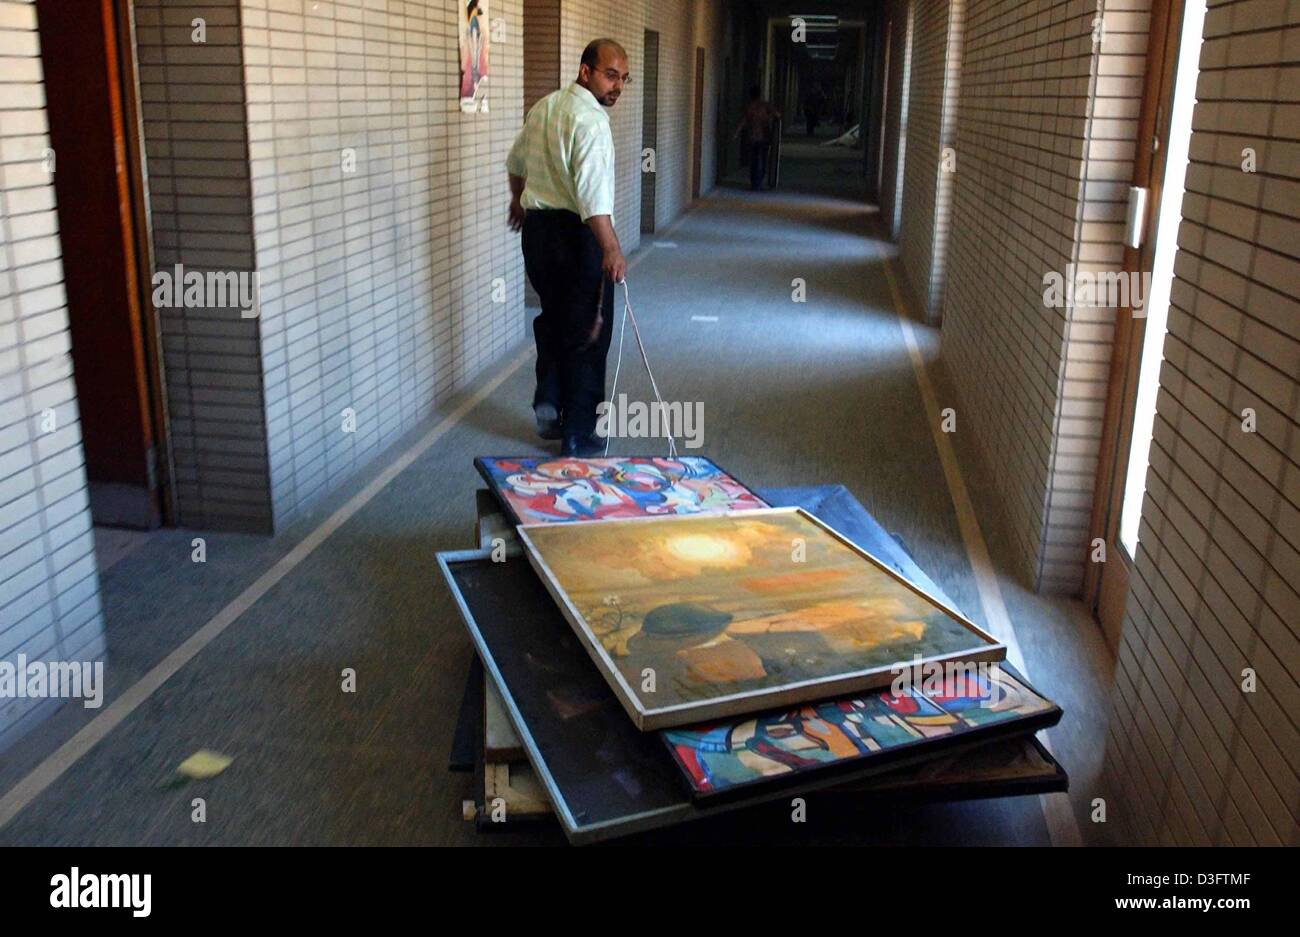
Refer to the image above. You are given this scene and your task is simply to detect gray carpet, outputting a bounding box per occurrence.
[0,165,1115,845]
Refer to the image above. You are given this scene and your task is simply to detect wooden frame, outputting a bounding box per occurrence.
[114,0,176,525]
[516,506,1005,730]
[1084,0,1186,649]
[691,46,705,199]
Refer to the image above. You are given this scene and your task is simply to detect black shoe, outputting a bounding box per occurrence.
[535,403,562,440]
[561,433,604,458]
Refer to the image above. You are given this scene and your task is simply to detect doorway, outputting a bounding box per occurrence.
[522,0,561,111]
[641,30,660,234]
[890,3,913,239]
[34,0,170,537]
[1085,0,1208,647]
[521,0,561,310]
[754,15,868,198]
[691,47,705,200]
[876,24,891,198]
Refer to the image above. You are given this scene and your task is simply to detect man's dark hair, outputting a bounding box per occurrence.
[581,38,627,70]
[749,85,761,99]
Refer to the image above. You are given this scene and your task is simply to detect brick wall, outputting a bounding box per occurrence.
[896,0,963,322]
[1103,0,1300,845]
[646,0,723,230]
[136,0,271,533]
[879,1,912,239]
[228,0,722,528]
[938,0,1147,593]
[930,0,963,317]
[0,0,105,751]
[1042,0,1150,592]
[239,0,526,527]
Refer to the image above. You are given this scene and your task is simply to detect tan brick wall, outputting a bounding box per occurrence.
[879,1,912,239]
[1044,0,1151,592]
[1103,0,1300,845]
[938,0,1148,593]
[897,0,964,322]
[0,0,104,751]
[230,0,722,527]
[136,0,271,532]
[239,0,527,527]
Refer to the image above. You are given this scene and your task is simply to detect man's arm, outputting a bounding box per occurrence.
[508,173,526,231]
[506,122,529,231]
[573,124,624,283]
[587,215,625,284]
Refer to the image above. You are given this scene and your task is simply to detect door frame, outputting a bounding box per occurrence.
[36,0,174,527]
[876,21,891,199]
[113,0,176,526]
[691,47,705,200]
[1084,0,1185,648]
[641,29,660,233]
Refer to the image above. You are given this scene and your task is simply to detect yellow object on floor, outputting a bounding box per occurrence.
[176,750,233,780]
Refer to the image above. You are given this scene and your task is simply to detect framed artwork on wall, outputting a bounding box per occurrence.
[459,0,489,112]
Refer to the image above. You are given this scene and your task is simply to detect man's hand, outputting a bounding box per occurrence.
[602,247,626,285]
[508,197,526,232]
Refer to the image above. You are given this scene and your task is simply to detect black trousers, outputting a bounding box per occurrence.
[521,209,615,438]
[748,140,770,190]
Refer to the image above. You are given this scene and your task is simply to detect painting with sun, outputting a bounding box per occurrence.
[516,507,1005,730]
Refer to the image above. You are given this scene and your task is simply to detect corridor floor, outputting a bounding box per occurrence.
[0,175,1118,846]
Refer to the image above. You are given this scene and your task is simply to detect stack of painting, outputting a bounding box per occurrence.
[444,456,1064,840]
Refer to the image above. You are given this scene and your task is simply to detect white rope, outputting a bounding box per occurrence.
[603,278,678,459]
[603,282,629,457]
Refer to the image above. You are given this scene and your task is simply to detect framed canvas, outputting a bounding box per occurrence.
[516,507,1005,730]
[436,549,1064,844]
[663,665,1060,799]
[474,455,768,525]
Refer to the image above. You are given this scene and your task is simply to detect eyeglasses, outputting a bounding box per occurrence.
[599,68,633,86]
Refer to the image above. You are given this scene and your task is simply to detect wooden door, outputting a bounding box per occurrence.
[522,0,561,111]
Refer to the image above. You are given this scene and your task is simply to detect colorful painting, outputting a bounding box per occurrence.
[662,666,1058,797]
[517,507,1004,729]
[474,456,768,525]
[458,0,489,113]
[922,665,1055,728]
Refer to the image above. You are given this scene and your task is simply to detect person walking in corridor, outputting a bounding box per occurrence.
[506,38,630,458]
[803,83,826,137]
[735,86,781,191]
